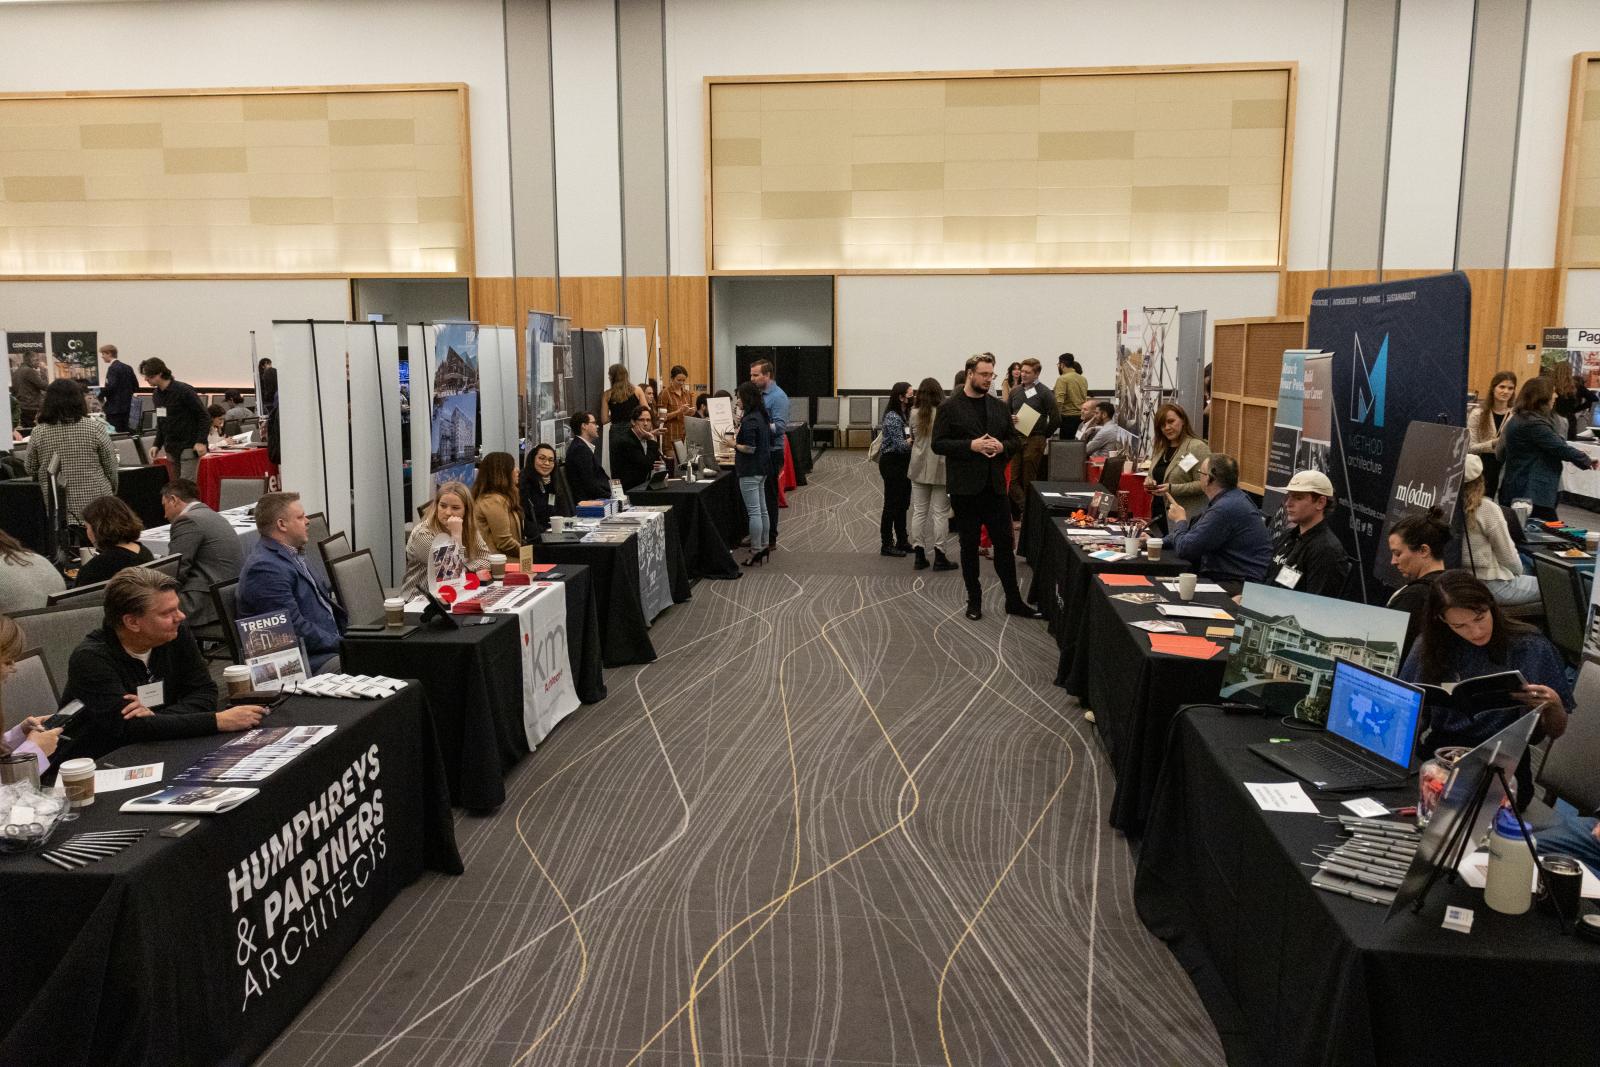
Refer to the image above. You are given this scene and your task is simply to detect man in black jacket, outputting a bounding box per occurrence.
[932,353,1043,622]
[564,411,612,501]
[139,357,209,481]
[1265,468,1350,597]
[98,343,136,432]
[612,405,663,492]
[58,567,264,765]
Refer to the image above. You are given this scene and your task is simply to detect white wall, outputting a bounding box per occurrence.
[1513,0,1600,268]
[0,0,512,275]
[665,0,1346,275]
[550,0,624,277]
[835,272,1279,390]
[0,279,349,385]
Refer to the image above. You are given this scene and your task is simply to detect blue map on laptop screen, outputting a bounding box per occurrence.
[1326,660,1423,768]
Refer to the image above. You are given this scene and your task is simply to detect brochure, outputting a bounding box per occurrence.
[120,784,259,815]
[174,725,336,783]
[234,610,311,692]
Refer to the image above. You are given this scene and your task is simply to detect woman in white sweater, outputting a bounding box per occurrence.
[1459,454,1538,606]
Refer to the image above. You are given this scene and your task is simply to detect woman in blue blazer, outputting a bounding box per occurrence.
[1497,376,1593,519]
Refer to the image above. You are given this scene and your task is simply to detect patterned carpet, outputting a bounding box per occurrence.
[259,450,1223,1066]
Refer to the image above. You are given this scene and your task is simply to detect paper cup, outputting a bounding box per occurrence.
[1511,499,1533,526]
[223,664,252,697]
[488,553,507,580]
[1147,537,1163,561]
[383,597,405,627]
[1178,573,1198,601]
[1587,532,1600,552]
[59,757,97,808]
[551,516,566,535]
[1124,536,1140,557]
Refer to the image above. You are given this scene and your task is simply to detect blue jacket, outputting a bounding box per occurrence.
[236,536,348,671]
[762,382,790,451]
[1169,487,1272,583]
[1497,411,1591,509]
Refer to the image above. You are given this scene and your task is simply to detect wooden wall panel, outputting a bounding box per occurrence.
[668,275,710,390]
[1276,267,1560,395]
[471,276,517,325]
[559,276,625,330]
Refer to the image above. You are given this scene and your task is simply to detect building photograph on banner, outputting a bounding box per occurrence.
[50,331,97,386]
[431,321,479,489]
[526,311,574,449]
[1307,272,1469,604]
[1113,311,1144,443]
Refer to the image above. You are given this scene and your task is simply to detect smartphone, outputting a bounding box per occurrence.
[38,700,84,731]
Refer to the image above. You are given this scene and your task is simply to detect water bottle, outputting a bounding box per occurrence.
[1483,806,1534,915]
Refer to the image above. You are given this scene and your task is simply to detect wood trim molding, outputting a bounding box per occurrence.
[0,82,469,101]
[704,61,1298,86]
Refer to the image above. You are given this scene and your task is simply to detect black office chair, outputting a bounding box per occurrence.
[208,578,243,662]
[1533,555,1587,667]
[327,550,387,627]
[1,648,58,714]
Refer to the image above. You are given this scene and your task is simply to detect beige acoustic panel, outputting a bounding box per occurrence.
[1566,59,1600,266]
[0,87,468,275]
[1212,321,1246,395]
[708,66,1291,272]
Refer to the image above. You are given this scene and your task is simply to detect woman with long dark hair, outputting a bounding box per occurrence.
[473,451,524,554]
[734,381,773,566]
[23,378,117,524]
[1497,376,1592,519]
[1145,401,1210,535]
[877,381,914,557]
[1399,569,1569,805]
[1468,370,1516,496]
[75,494,153,586]
[908,377,956,571]
[521,443,573,535]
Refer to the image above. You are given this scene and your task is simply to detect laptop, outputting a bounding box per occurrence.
[1249,658,1424,791]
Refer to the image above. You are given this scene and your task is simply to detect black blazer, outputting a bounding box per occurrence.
[563,436,611,501]
[931,392,1020,496]
[611,429,661,492]
[101,359,136,418]
[521,467,574,534]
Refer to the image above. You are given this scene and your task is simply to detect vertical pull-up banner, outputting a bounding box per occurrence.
[1306,272,1470,604]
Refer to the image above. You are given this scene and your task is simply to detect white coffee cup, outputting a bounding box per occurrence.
[1586,531,1600,552]
[1511,499,1533,526]
[383,597,405,627]
[59,757,97,808]
[223,664,252,697]
[551,515,567,535]
[488,553,507,580]
[1124,536,1140,556]
[1178,572,1198,601]
[1147,537,1163,561]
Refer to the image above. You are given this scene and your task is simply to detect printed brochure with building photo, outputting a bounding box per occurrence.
[234,610,311,692]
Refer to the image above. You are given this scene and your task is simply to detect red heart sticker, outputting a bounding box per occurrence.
[437,584,457,603]
[463,572,481,590]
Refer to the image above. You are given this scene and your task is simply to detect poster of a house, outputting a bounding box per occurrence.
[1221,582,1408,724]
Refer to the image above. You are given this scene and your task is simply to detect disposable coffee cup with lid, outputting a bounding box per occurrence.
[1147,537,1163,561]
[384,597,406,627]
[223,664,252,696]
[59,757,97,808]
[488,553,507,579]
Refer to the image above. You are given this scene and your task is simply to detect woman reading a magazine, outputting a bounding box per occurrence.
[1399,569,1569,806]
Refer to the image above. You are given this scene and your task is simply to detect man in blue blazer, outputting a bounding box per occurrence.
[236,491,348,672]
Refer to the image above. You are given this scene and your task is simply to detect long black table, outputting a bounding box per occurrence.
[628,471,744,580]
[1070,576,1235,833]
[342,614,524,812]
[0,685,461,1066]
[534,521,693,667]
[538,562,607,703]
[1136,707,1600,1066]
[785,423,812,484]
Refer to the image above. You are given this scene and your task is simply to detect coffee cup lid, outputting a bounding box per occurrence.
[224,664,251,676]
[488,553,507,562]
[384,597,404,606]
[60,758,96,776]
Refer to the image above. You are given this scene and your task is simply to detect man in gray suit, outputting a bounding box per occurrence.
[159,479,244,627]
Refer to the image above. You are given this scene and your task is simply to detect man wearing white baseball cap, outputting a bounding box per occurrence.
[1266,469,1350,597]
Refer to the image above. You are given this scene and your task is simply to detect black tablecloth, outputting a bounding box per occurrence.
[534,531,657,667]
[342,614,525,812]
[538,563,607,703]
[628,472,744,580]
[1018,479,1094,567]
[1045,525,1187,690]
[785,424,812,484]
[1136,707,1600,1067]
[1071,577,1234,833]
[0,686,461,1066]
[115,463,169,528]
[0,477,53,554]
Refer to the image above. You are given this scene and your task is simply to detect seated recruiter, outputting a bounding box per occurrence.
[521,443,574,536]
[402,481,492,596]
[236,491,348,672]
[0,613,62,772]
[58,567,263,765]
[563,411,612,502]
[1078,400,1137,457]
[1265,469,1350,597]
[612,405,665,492]
[1399,569,1569,806]
[472,451,524,554]
[221,390,252,423]
[160,478,244,627]
[1537,805,1600,880]
[1385,510,1450,658]
[206,403,228,450]
[1164,453,1272,585]
[74,494,154,586]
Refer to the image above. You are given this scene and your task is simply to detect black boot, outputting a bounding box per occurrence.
[932,548,958,571]
[913,547,929,569]
[881,543,907,557]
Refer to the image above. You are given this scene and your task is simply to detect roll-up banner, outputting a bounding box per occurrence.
[50,331,98,386]
[1306,272,1470,604]
[1372,422,1469,589]
[428,321,479,490]
[475,326,518,457]
[528,312,574,451]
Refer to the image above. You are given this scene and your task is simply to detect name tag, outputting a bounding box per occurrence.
[547,493,555,507]
[1274,564,1302,589]
[136,679,165,709]
[1178,452,1199,473]
[155,406,167,418]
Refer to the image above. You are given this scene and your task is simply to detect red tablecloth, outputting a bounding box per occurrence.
[157,447,278,508]
[778,437,797,507]
[1085,463,1153,519]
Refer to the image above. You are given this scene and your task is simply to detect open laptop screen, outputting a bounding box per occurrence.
[1325,658,1424,770]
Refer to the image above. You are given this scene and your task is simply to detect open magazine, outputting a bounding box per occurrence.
[234,610,310,691]
[120,785,258,815]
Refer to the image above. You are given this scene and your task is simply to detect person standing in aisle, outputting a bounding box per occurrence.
[932,354,1042,622]
[11,352,47,430]
[98,344,136,433]
[877,382,914,557]
[908,377,957,572]
[1007,357,1057,521]
[734,381,773,566]
[659,364,695,466]
[23,379,118,526]
[1054,354,1087,440]
[257,357,278,415]
[139,358,208,482]
[750,358,789,548]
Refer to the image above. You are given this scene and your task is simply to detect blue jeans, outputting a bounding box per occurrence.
[740,475,769,551]
[1536,812,1600,877]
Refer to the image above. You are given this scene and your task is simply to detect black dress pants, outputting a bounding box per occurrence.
[764,452,782,542]
[949,488,1025,608]
[879,451,911,548]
